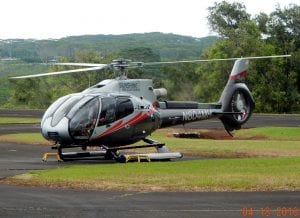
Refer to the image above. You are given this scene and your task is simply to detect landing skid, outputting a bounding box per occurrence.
[48,139,183,162]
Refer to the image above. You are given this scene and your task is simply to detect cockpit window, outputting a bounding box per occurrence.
[116,98,134,120]
[97,97,116,126]
[97,97,134,126]
[69,98,100,139]
[51,95,83,127]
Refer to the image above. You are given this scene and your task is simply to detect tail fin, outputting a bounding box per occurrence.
[219,59,255,132]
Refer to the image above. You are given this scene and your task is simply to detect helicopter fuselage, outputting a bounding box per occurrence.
[41,78,224,147]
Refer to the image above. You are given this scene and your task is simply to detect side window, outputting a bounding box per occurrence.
[116,98,134,120]
[98,97,116,126]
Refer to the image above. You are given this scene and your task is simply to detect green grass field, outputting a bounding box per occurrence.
[0,117,41,124]
[1,126,299,191]
[235,127,300,140]
[9,157,300,191]
[0,133,49,145]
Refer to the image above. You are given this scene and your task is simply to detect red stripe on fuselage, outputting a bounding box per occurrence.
[95,112,143,138]
[95,106,156,139]
[127,106,155,126]
[95,120,124,138]
[229,70,247,81]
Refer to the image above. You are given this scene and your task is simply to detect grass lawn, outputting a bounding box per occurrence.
[0,133,50,145]
[235,127,300,140]
[7,157,300,192]
[0,117,41,124]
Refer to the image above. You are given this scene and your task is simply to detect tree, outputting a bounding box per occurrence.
[263,4,300,111]
[9,78,52,108]
[207,1,251,38]
[161,63,198,101]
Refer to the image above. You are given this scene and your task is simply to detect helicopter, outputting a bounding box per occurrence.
[11,55,290,162]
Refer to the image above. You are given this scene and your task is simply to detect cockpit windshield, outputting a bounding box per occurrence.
[42,95,71,126]
[51,95,83,127]
[69,97,100,140]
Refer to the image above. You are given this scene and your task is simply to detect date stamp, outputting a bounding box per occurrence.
[241,207,299,217]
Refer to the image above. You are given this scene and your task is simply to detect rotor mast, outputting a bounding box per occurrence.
[111,59,130,79]
[111,59,145,79]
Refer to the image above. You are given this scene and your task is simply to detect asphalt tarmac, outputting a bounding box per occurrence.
[0,110,299,217]
[0,184,299,218]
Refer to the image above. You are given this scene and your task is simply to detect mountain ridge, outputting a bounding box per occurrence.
[0,32,218,62]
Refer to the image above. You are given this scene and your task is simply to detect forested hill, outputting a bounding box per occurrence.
[0,33,217,62]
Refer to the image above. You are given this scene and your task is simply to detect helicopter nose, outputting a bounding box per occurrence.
[41,116,72,143]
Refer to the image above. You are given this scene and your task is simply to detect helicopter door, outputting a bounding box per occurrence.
[97,97,134,126]
[97,97,136,143]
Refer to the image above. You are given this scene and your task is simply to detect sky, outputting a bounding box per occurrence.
[0,0,299,40]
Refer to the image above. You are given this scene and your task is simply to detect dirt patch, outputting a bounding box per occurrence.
[200,130,233,140]
[201,130,268,140]
[168,128,268,140]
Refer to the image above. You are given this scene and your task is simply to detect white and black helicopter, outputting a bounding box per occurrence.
[12,55,290,162]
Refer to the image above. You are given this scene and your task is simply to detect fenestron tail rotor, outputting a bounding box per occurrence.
[10,55,290,79]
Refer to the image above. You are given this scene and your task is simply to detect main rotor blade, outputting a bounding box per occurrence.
[54,63,107,67]
[9,54,291,79]
[144,55,291,66]
[10,65,109,79]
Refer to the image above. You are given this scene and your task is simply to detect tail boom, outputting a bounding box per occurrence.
[158,102,222,128]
